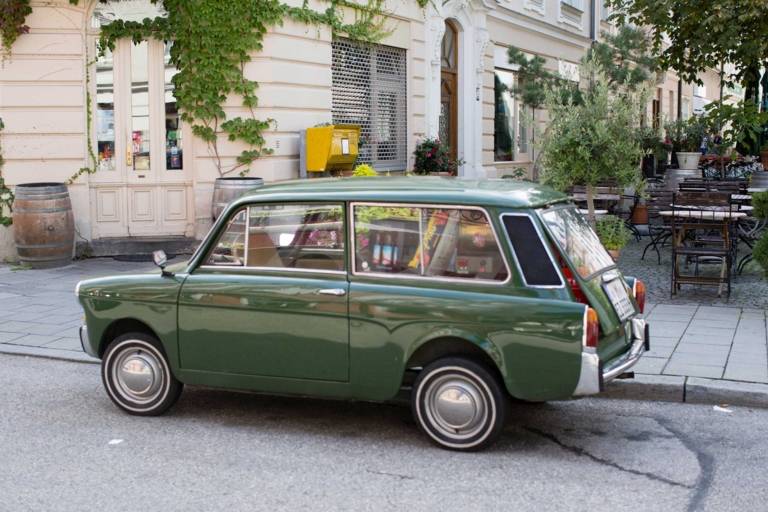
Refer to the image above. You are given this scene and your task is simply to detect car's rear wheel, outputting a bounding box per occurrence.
[411,357,507,451]
[101,332,182,416]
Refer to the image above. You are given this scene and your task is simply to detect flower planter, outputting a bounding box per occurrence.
[676,152,701,171]
[211,177,264,220]
[631,204,649,225]
[607,249,621,262]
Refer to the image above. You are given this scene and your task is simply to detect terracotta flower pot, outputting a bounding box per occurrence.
[631,204,649,225]
[608,249,621,262]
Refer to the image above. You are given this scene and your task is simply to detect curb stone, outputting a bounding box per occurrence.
[601,374,768,409]
[685,377,768,409]
[0,344,98,365]
[2,343,768,409]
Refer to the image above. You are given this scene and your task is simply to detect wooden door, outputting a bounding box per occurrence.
[439,21,459,162]
[89,37,192,239]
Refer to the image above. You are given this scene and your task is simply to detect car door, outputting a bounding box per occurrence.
[177,202,350,382]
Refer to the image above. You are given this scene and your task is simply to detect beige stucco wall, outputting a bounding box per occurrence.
[0,0,427,258]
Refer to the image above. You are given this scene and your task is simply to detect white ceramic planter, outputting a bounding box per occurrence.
[676,152,701,171]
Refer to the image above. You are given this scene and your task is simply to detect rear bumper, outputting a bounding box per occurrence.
[573,318,649,396]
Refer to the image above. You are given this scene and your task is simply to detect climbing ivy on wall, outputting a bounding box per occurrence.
[63,0,392,180]
[0,0,32,59]
[0,119,14,227]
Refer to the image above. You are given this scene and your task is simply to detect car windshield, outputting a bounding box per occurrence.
[540,206,615,279]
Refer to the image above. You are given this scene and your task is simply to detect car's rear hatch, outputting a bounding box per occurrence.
[538,205,639,362]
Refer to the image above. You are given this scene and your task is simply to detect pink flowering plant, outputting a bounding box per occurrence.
[412,138,462,175]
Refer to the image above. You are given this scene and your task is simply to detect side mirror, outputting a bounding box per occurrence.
[152,250,167,269]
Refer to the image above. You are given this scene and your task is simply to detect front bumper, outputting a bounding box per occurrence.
[574,318,649,396]
[79,325,97,358]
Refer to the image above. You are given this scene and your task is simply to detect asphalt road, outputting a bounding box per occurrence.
[1,354,766,512]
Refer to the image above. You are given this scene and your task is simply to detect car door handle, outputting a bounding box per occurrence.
[317,288,346,296]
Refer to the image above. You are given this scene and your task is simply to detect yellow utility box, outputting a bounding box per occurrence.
[304,125,360,173]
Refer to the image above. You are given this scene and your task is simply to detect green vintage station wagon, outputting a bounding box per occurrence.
[77,177,649,450]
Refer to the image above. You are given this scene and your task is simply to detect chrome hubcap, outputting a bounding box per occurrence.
[112,347,164,404]
[424,374,488,440]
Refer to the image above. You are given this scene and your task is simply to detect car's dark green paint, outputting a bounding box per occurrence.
[77,177,642,404]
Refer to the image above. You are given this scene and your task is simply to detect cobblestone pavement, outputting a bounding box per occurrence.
[0,256,766,386]
[618,237,768,309]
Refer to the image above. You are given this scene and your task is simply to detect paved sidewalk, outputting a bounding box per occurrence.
[1,258,767,407]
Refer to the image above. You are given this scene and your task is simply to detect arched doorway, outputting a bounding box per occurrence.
[439,20,458,163]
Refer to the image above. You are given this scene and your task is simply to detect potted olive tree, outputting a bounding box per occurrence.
[538,59,645,226]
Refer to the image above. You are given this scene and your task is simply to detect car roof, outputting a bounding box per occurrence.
[234,176,568,209]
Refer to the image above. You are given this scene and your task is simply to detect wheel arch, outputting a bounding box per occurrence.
[98,318,160,357]
[404,331,506,384]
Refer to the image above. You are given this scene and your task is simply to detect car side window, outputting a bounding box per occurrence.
[206,203,345,271]
[502,214,562,287]
[206,209,247,266]
[353,204,509,282]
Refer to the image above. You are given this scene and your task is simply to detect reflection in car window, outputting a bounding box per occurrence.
[353,205,508,281]
[206,209,247,266]
[206,204,345,271]
[540,207,614,278]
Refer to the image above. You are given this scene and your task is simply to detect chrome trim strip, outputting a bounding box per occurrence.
[244,206,250,264]
[498,212,566,289]
[75,280,82,297]
[198,265,346,276]
[348,201,512,286]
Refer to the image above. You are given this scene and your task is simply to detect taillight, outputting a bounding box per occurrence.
[583,307,600,348]
[561,264,589,304]
[633,279,646,314]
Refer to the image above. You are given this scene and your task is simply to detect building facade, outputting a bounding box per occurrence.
[0,0,722,260]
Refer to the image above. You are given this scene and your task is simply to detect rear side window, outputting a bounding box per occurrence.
[502,214,562,287]
[353,204,509,282]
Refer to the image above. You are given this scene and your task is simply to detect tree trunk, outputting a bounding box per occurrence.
[586,183,596,229]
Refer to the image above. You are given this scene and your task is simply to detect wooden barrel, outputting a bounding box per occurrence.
[211,177,264,220]
[12,183,75,268]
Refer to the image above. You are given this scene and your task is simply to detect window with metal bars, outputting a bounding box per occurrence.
[331,38,407,171]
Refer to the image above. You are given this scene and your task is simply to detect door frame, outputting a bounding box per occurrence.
[86,33,194,240]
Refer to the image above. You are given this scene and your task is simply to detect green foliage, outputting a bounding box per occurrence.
[753,232,768,278]
[595,215,631,250]
[586,25,658,91]
[73,0,389,180]
[0,118,13,227]
[505,47,568,110]
[701,100,768,156]
[0,0,31,58]
[538,60,645,199]
[751,191,768,220]
[637,125,669,162]
[665,117,707,153]
[352,164,377,177]
[606,0,768,88]
[412,138,462,175]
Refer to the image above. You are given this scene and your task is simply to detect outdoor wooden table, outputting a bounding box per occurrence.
[659,210,747,221]
[578,209,609,219]
[569,193,621,202]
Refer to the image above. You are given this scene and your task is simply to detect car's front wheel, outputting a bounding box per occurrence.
[411,357,507,451]
[101,333,182,416]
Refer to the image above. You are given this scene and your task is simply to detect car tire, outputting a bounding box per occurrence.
[101,332,182,416]
[411,357,507,451]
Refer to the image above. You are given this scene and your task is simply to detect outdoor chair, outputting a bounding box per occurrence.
[670,192,733,298]
[640,189,674,264]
